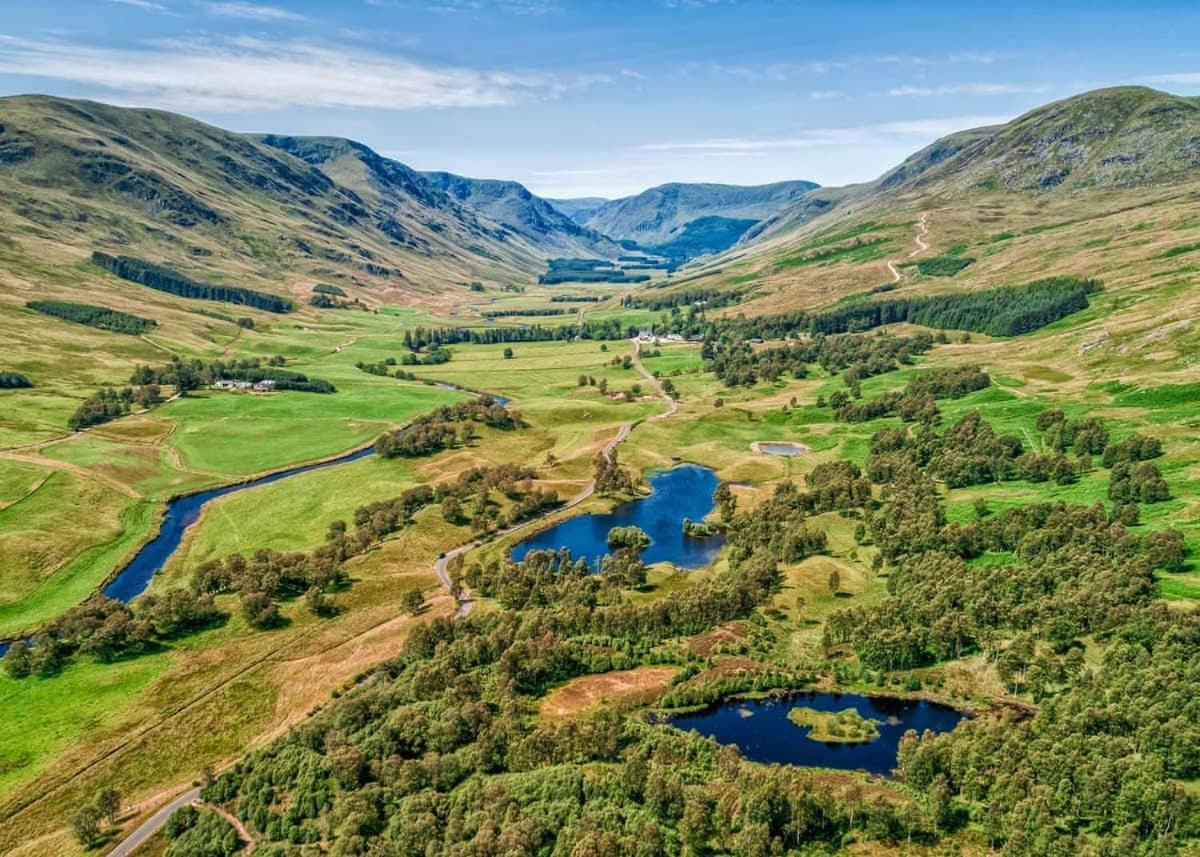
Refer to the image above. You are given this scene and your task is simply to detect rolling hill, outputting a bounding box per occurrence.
[665,86,1200,387]
[750,86,1200,242]
[0,96,556,313]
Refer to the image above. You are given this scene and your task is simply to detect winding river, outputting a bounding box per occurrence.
[103,444,377,601]
[0,387,510,651]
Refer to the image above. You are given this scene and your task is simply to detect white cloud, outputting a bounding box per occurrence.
[0,33,573,112]
[698,60,847,80]
[874,51,1011,67]
[808,89,843,101]
[204,2,307,21]
[106,0,169,9]
[873,53,932,66]
[370,0,562,14]
[635,114,1009,155]
[888,82,1052,97]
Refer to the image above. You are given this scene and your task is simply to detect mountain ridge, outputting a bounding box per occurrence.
[419,170,622,258]
[569,179,821,249]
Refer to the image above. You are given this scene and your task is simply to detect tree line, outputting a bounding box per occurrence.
[26,299,156,335]
[92,252,294,313]
[374,397,519,459]
[704,330,937,388]
[133,355,336,393]
[829,364,990,423]
[809,277,1100,337]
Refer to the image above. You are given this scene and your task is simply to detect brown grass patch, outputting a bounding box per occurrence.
[691,656,770,682]
[683,621,749,656]
[539,666,679,718]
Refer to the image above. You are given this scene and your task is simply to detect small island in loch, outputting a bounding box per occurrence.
[788,706,882,743]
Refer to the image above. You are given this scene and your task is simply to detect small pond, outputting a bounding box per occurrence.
[510,463,724,570]
[666,691,967,776]
[754,441,809,457]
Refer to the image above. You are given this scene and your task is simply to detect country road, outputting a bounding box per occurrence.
[105,787,200,857]
[432,420,632,618]
[432,335,672,617]
[632,337,678,419]
[109,337,671,852]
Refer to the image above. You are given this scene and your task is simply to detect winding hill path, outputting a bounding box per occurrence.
[885,212,931,282]
[910,212,930,256]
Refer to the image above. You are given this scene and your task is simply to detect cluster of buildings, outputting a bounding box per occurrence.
[213,378,276,393]
[636,329,687,344]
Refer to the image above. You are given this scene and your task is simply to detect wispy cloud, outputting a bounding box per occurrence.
[369,0,562,14]
[808,90,844,101]
[635,115,1009,155]
[204,2,307,21]
[874,51,1012,67]
[690,60,848,81]
[887,82,1052,97]
[948,50,1012,65]
[1144,72,1200,85]
[0,33,577,112]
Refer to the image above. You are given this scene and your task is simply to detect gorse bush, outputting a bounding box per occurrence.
[0,371,31,388]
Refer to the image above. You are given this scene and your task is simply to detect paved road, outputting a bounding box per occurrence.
[106,787,200,857]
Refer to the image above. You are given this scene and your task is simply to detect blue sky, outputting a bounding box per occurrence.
[1,0,1198,198]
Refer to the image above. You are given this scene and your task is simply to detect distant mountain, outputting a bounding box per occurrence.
[752,86,1200,242]
[544,196,609,221]
[420,172,621,258]
[559,180,819,261]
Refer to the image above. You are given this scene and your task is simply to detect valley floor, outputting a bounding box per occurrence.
[0,197,1198,855]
